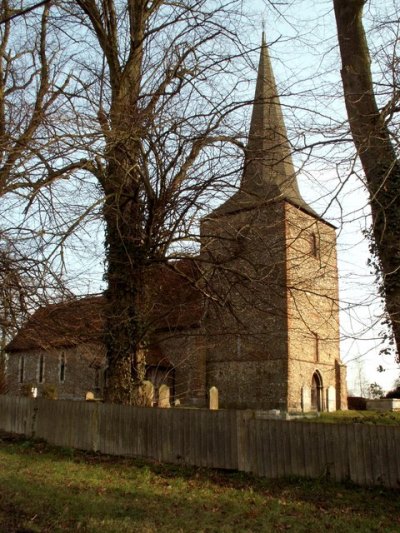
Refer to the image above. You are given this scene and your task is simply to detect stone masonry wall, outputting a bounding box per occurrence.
[201,201,289,410]
[7,344,105,400]
[156,330,207,407]
[284,203,345,411]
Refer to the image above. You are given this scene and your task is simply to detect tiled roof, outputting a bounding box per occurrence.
[7,260,204,352]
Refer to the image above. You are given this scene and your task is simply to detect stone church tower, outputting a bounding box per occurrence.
[201,34,347,412]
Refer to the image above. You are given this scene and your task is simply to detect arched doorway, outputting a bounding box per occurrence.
[145,364,175,405]
[311,371,323,411]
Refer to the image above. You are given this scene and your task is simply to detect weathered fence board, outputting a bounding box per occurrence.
[0,396,34,436]
[34,399,97,451]
[0,395,399,489]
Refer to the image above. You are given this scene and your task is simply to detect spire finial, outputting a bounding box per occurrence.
[262,19,266,45]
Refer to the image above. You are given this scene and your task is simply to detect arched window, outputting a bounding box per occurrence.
[38,354,45,383]
[19,355,25,383]
[59,353,66,383]
[310,232,320,258]
[313,332,320,362]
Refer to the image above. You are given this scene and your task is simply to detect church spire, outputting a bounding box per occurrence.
[241,33,314,214]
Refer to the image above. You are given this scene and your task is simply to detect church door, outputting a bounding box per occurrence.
[311,371,323,411]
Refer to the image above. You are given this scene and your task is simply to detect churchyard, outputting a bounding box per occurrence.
[0,432,399,533]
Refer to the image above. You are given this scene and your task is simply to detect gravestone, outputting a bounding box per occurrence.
[301,385,311,412]
[142,380,154,407]
[86,391,95,401]
[209,386,219,410]
[326,386,336,412]
[158,384,170,408]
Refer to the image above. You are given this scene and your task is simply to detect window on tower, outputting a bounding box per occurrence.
[310,232,320,259]
[313,332,320,362]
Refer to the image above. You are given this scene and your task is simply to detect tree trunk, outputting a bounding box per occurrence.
[334,0,400,360]
[99,3,146,404]
[103,187,147,404]
[102,129,147,404]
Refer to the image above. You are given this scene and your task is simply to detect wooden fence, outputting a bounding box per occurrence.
[0,395,399,489]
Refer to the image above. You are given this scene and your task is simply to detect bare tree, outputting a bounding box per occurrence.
[45,0,256,404]
[0,0,85,389]
[2,0,360,406]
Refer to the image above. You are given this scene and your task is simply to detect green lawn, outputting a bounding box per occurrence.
[0,433,399,533]
[305,410,400,426]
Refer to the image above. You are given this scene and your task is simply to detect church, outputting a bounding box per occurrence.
[5,35,347,412]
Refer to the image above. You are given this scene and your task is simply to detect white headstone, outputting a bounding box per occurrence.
[209,386,219,410]
[86,391,95,401]
[326,386,336,412]
[158,384,170,408]
[142,380,154,407]
[174,399,181,407]
[301,385,311,412]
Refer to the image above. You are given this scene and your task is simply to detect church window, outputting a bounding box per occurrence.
[19,355,25,383]
[313,332,320,362]
[38,354,45,383]
[59,353,66,383]
[310,232,320,258]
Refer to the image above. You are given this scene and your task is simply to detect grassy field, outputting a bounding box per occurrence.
[305,410,400,426]
[0,433,399,532]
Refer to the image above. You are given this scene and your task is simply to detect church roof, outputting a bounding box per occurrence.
[211,33,317,218]
[6,260,204,352]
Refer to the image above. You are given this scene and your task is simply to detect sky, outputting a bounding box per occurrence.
[250,0,400,393]
[57,0,400,395]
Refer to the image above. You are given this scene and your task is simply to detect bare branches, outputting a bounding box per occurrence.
[0,0,50,25]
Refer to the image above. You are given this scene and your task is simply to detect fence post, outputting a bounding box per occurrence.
[91,401,100,452]
[236,409,254,473]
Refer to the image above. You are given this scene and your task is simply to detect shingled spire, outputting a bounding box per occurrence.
[241,32,314,214]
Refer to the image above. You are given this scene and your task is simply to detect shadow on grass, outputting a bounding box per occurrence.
[0,433,399,532]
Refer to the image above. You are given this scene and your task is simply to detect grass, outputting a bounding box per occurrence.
[305,410,400,426]
[0,433,399,532]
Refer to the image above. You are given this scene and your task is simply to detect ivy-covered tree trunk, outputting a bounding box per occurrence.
[334,0,400,359]
[95,0,147,404]
[101,124,148,404]
[103,189,146,404]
